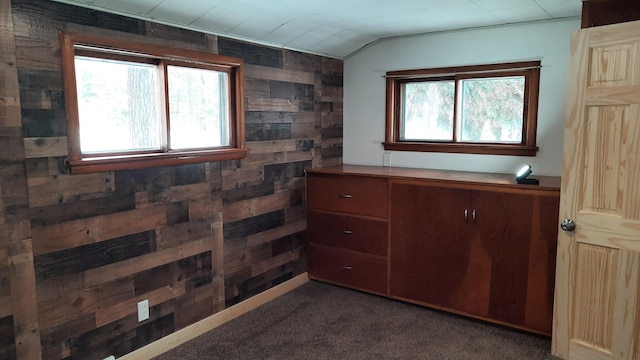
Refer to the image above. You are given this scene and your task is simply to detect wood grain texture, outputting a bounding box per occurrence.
[582,0,640,28]
[222,191,290,223]
[0,314,16,360]
[9,239,41,359]
[31,205,167,256]
[524,195,560,333]
[218,38,282,68]
[389,184,484,314]
[309,168,560,336]
[552,27,590,359]
[307,164,561,191]
[306,174,388,218]
[23,136,67,158]
[1,0,37,358]
[574,245,618,350]
[554,19,640,360]
[307,210,388,256]
[308,243,387,295]
[3,0,342,357]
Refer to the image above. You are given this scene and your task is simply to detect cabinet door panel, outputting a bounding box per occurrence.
[472,190,534,326]
[389,183,490,316]
[524,194,559,334]
[472,189,560,335]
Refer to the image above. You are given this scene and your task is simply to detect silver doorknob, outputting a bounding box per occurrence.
[561,218,576,232]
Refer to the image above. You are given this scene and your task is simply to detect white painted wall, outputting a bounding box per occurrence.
[344,18,581,176]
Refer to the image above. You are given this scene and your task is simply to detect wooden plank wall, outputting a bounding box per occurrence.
[1,0,41,358]
[1,0,343,359]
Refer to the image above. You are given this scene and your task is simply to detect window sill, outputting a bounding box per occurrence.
[382,142,538,156]
[67,148,249,174]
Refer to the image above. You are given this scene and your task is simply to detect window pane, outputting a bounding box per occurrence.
[400,81,455,141]
[459,76,525,143]
[75,56,161,154]
[168,66,230,150]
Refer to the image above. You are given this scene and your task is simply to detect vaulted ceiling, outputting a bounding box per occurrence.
[53,0,582,58]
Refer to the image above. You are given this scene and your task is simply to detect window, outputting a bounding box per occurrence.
[384,61,540,156]
[60,32,247,174]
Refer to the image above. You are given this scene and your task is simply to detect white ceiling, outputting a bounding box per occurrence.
[52,0,582,59]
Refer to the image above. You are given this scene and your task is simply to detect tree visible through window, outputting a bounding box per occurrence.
[385,61,540,156]
[61,32,247,174]
[75,57,161,153]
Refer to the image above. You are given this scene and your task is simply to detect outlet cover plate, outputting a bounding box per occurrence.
[383,152,391,167]
[137,300,149,322]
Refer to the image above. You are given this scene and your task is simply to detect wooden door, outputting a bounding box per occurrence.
[553,20,640,360]
[389,183,490,316]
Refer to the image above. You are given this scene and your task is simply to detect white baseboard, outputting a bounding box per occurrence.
[119,273,309,360]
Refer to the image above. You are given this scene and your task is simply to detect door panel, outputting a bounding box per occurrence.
[389,183,485,314]
[554,20,640,360]
[473,190,534,327]
[525,194,560,334]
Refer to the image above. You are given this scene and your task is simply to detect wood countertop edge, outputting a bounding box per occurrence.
[305,164,562,192]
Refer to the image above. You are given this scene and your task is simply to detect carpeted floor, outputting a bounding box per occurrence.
[153,281,560,360]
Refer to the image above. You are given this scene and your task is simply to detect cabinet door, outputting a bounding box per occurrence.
[472,190,558,335]
[472,191,535,326]
[389,183,490,316]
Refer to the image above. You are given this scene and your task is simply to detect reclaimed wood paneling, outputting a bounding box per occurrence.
[29,193,136,227]
[222,192,291,223]
[245,123,292,141]
[8,239,41,359]
[33,231,154,280]
[581,0,640,28]
[12,0,145,38]
[2,0,343,358]
[23,136,67,158]
[0,314,16,359]
[2,0,38,358]
[223,210,285,240]
[218,38,282,68]
[245,63,316,84]
[27,172,115,208]
[84,238,213,287]
[31,206,167,256]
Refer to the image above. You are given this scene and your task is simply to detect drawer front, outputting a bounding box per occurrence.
[307,243,387,295]
[306,175,388,218]
[308,210,387,256]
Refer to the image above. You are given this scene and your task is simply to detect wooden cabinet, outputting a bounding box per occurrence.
[306,174,389,295]
[389,181,559,334]
[581,0,640,28]
[306,165,561,336]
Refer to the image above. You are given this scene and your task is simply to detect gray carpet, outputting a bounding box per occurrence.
[153,281,559,360]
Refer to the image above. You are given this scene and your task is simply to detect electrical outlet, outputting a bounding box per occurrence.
[137,300,149,322]
[383,152,392,167]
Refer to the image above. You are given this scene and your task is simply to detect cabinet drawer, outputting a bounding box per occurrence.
[308,243,387,295]
[306,175,388,218]
[308,210,387,256]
